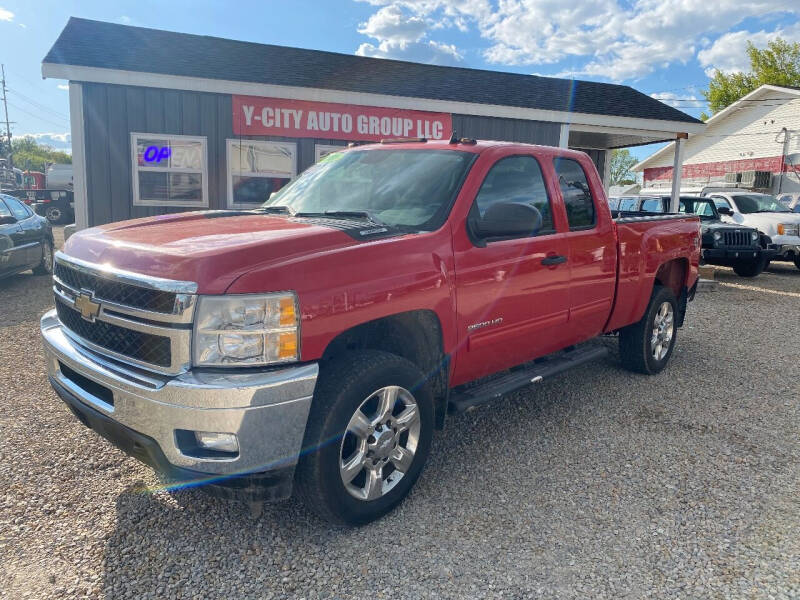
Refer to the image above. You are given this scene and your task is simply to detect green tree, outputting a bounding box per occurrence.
[701,38,800,118]
[609,148,638,186]
[10,136,71,171]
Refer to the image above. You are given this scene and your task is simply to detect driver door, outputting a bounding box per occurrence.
[452,154,572,384]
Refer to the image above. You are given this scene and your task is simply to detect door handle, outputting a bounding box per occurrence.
[541,255,567,266]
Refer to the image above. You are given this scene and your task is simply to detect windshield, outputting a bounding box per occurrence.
[678,198,717,219]
[265,149,476,230]
[732,194,791,214]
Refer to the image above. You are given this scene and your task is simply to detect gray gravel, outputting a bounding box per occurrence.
[2,239,799,599]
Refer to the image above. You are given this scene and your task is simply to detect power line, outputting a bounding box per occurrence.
[5,100,69,130]
[7,88,70,120]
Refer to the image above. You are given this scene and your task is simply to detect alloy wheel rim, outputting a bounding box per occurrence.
[48,208,61,222]
[650,301,674,361]
[339,385,421,501]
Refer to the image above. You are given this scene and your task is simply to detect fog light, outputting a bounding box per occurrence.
[194,431,239,453]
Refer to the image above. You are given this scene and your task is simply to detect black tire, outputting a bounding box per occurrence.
[794,255,800,271]
[619,285,678,375]
[295,351,434,526]
[32,238,54,275]
[732,255,766,277]
[45,205,64,224]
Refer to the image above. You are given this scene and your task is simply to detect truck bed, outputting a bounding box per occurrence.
[605,213,701,332]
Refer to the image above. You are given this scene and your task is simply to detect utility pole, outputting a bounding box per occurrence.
[1,64,11,165]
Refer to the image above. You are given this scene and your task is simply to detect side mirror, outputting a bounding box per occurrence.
[0,215,17,225]
[717,206,734,216]
[471,202,542,240]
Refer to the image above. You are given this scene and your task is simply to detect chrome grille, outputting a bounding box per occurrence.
[51,252,196,375]
[723,230,750,247]
[54,261,177,313]
[55,298,171,367]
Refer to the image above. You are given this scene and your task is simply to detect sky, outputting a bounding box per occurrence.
[0,0,798,164]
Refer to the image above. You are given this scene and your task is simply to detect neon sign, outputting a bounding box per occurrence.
[143,146,171,163]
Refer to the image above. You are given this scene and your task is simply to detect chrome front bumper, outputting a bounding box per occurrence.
[41,309,317,486]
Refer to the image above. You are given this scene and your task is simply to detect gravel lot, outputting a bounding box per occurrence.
[1,232,799,599]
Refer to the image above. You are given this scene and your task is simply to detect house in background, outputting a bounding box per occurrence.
[635,85,800,196]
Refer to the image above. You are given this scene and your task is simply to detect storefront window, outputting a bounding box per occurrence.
[131,133,208,207]
[227,140,296,208]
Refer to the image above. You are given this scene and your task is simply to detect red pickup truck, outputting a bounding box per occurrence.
[41,140,700,524]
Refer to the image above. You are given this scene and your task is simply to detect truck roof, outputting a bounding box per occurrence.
[347,139,589,159]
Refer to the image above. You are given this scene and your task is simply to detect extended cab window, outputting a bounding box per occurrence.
[472,155,554,235]
[553,158,596,229]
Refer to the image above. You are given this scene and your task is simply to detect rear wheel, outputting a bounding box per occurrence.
[32,238,54,275]
[619,285,677,375]
[732,256,766,277]
[295,351,433,525]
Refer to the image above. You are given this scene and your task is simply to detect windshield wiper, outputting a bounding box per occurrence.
[295,210,388,226]
[254,205,294,215]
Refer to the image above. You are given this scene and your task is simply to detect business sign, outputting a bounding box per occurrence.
[232,95,452,142]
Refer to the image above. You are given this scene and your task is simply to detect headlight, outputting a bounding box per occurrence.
[193,293,299,367]
[777,223,799,236]
[751,231,759,242]
[713,231,722,241]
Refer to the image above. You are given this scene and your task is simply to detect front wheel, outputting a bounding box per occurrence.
[295,351,434,525]
[732,255,766,277]
[619,285,678,375]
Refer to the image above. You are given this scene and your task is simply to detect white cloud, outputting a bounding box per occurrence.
[357,39,462,64]
[355,1,467,65]
[117,15,132,25]
[649,91,705,109]
[698,22,800,76]
[358,4,427,43]
[0,7,13,21]
[355,1,800,81]
[19,132,72,152]
[56,84,69,91]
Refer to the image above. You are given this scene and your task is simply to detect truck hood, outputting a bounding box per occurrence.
[62,211,361,293]
[722,212,800,236]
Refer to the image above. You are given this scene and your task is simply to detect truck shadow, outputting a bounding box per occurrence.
[0,271,55,328]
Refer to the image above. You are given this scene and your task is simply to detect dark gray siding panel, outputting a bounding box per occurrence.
[451,114,561,146]
[83,83,235,225]
[83,84,112,227]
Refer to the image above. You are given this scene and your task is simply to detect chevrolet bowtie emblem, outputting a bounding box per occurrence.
[74,291,101,322]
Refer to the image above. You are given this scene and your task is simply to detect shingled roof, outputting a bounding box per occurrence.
[44,17,701,126]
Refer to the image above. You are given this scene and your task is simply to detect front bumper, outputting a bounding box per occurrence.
[41,309,318,500]
[770,240,800,259]
[702,245,778,263]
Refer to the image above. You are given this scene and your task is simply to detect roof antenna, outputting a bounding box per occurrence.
[449,130,458,144]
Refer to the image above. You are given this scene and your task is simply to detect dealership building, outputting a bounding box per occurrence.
[42,18,704,229]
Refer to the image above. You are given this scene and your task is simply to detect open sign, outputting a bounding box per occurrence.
[143,146,171,163]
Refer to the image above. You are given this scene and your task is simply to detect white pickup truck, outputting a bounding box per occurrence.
[706,192,800,271]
